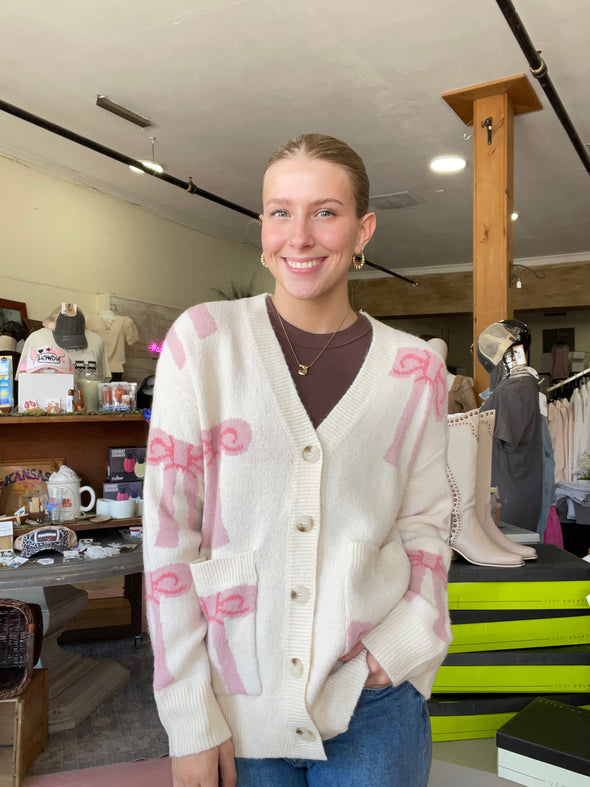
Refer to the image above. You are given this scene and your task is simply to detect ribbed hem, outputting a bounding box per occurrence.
[156,682,232,757]
[218,695,327,760]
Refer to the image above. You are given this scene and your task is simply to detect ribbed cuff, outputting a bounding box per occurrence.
[361,597,447,692]
[156,681,232,757]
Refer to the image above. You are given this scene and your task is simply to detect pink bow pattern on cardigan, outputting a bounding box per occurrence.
[200,419,252,551]
[164,303,218,371]
[147,428,205,548]
[405,549,450,643]
[145,563,194,690]
[199,585,260,695]
[384,348,447,470]
[147,419,252,551]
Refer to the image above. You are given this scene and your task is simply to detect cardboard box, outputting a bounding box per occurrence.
[433,644,590,694]
[103,480,143,500]
[106,446,147,482]
[449,608,590,653]
[497,697,590,785]
[0,669,48,787]
[448,543,590,611]
[18,373,74,413]
[98,381,137,412]
[429,692,590,742]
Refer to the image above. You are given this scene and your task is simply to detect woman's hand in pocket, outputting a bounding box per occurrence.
[339,642,392,688]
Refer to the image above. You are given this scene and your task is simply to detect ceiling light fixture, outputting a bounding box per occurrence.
[511,211,519,221]
[96,95,151,128]
[129,136,164,175]
[429,155,466,173]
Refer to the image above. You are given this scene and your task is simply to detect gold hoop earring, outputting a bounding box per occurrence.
[260,252,268,268]
[352,252,365,271]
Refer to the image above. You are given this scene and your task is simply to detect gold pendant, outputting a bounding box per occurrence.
[298,364,309,376]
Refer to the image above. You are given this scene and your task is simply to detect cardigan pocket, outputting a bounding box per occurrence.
[190,551,262,696]
[344,539,410,653]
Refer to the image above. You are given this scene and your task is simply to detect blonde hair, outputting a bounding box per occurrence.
[264,134,370,218]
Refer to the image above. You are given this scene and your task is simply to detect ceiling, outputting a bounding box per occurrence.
[1,0,588,282]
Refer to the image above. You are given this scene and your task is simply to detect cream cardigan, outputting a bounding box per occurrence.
[143,294,452,760]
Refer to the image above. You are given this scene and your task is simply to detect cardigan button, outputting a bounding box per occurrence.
[288,658,304,678]
[295,516,313,532]
[295,727,315,742]
[302,445,320,463]
[290,585,310,604]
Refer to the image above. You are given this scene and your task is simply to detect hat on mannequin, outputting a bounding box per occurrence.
[53,303,87,350]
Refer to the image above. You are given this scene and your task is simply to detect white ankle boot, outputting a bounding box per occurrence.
[477,410,537,560]
[447,410,524,567]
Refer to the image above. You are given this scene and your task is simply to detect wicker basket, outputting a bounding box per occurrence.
[0,599,43,700]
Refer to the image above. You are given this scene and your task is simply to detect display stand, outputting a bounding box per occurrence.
[0,544,143,733]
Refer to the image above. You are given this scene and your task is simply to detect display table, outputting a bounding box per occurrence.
[0,542,143,733]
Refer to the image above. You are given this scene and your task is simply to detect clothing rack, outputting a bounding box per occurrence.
[547,366,590,392]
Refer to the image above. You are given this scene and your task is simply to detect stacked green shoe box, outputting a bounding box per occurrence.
[430,544,590,741]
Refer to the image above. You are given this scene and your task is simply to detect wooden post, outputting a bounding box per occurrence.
[442,75,542,394]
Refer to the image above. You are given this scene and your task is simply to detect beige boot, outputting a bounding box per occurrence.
[447,410,524,567]
[477,410,537,560]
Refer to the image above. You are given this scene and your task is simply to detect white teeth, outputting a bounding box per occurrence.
[286,259,322,269]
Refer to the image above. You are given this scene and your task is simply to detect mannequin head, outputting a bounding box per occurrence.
[427,338,448,363]
[477,319,531,391]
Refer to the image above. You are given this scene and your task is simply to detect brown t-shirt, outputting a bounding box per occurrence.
[266,297,373,428]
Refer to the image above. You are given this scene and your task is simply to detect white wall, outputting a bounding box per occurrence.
[0,154,267,322]
[519,309,590,376]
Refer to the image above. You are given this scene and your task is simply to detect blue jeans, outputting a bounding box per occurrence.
[235,681,431,786]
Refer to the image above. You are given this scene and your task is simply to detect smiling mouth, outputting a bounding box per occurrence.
[284,258,324,270]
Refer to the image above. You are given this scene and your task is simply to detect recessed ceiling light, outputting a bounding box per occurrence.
[429,156,466,173]
[511,211,519,221]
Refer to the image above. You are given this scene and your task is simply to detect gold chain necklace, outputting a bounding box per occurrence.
[274,303,352,376]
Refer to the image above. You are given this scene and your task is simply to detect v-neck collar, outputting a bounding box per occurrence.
[245,294,394,455]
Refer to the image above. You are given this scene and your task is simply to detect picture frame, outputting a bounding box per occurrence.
[0,298,28,328]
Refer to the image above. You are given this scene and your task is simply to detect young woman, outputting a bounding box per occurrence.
[143,134,452,787]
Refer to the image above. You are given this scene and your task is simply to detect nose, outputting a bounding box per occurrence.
[288,215,314,250]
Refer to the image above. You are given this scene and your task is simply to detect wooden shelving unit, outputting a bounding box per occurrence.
[0,413,149,641]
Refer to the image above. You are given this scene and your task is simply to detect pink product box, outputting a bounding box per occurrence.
[106,446,147,482]
[98,381,137,412]
[103,480,144,501]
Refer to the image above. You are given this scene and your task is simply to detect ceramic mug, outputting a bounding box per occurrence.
[96,498,112,516]
[110,499,136,519]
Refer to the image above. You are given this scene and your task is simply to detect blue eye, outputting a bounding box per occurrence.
[270,209,288,218]
[317,209,335,218]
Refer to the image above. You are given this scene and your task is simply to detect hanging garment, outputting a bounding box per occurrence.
[86,314,139,373]
[480,373,543,532]
[447,375,478,414]
[550,343,569,380]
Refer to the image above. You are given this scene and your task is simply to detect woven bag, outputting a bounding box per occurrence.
[0,599,44,699]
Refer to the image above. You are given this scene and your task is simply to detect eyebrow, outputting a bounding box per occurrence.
[264,197,344,208]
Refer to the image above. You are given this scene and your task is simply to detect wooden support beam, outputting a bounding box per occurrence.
[442,74,542,393]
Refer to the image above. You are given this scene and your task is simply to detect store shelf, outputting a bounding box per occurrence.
[0,412,146,424]
[13,516,142,536]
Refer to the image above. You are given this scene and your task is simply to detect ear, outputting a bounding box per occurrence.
[356,211,376,253]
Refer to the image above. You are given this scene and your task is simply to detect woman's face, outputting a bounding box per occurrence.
[260,154,375,307]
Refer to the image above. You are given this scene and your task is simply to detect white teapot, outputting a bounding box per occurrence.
[47,465,96,521]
